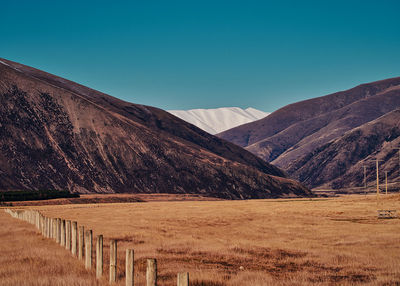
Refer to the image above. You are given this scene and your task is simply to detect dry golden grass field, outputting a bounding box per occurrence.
[5,193,221,207]
[1,194,400,285]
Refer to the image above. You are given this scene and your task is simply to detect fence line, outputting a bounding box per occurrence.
[4,208,190,285]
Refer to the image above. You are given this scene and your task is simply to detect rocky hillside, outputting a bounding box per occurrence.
[218,77,400,189]
[287,109,400,188]
[0,58,311,199]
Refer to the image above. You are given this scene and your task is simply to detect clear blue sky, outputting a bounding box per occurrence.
[1,1,400,112]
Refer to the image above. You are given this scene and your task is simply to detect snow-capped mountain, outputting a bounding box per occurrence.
[168,107,270,134]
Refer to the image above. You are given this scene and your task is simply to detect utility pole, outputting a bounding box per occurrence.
[385,171,388,195]
[375,158,384,203]
[376,159,379,200]
[363,165,367,195]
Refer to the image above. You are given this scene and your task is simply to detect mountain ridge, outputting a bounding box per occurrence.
[217,76,400,189]
[287,108,400,188]
[0,58,311,199]
[218,77,400,148]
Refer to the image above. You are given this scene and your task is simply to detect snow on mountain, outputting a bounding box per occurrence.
[168,107,270,134]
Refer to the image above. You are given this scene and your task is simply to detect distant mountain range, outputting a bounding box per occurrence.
[218,77,400,189]
[168,107,270,134]
[286,108,400,189]
[0,58,311,199]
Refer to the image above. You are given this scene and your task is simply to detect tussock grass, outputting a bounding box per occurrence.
[2,194,400,285]
[0,211,100,285]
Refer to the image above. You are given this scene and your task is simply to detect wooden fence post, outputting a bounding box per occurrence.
[56,218,61,244]
[66,220,71,250]
[52,218,57,239]
[61,220,66,247]
[50,218,53,238]
[48,217,52,238]
[35,211,40,230]
[85,230,92,269]
[177,272,189,286]
[43,216,46,237]
[96,235,103,279]
[47,217,51,238]
[45,217,49,238]
[146,259,157,286]
[78,226,84,260]
[38,214,41,234]
[40,214,44,235]
[48,217,51,238]
[110,240,117,283]
[42,215,46,236]
[126,249,134,286]
[37,212,41,231]
[71,221,77,256]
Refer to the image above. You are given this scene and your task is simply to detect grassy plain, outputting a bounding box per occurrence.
[5,193,220,207]
[0,210,98,285]
[1,194,400,285]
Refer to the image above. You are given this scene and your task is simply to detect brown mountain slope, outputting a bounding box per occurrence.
[286,109,400,189]
[258,86,400,167]
[0,58,311,199]
[218,77,400,150]
[217,78,400,188]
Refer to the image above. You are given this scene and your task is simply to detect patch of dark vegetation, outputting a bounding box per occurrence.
[157,247,191,255]
[0,201,12,206]
[191,281,226,286]
[109,235,145,244]
[0,189,79,202]
[157,272,175,282]
[380,282,400,286]
[309,272,375,284]
[232,246,307,259]
[330,273,374,283]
